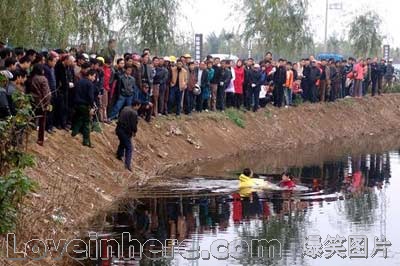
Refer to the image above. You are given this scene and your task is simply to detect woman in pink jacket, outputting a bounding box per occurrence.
[234,59,245,109]
[353,58,365,98]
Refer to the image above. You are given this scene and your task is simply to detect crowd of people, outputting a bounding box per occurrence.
[0,39,397,170]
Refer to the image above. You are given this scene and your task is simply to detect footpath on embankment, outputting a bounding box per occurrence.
[3,94,400,265]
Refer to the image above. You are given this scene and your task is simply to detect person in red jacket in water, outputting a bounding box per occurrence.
[279,172,296,189]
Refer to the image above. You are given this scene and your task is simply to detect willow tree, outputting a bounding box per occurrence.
[206,32,222,54]
[123,0,179,55]
[0,0,78,49]
[76,0,120,51]
[241,0,313,58]
[349,11,383,58]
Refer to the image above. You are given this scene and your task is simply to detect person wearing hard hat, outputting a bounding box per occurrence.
[96,56,105,65]
[169,56,177,64]
[183,54,192,65]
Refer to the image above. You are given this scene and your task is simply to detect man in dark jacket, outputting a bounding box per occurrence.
[210,57,221,111]
[116,99,141,172]
[71,69,96,147]
[338,60,347,98]
[384,59,395,91]
[243,58,254,110]
[302,59,311,102]
[250,64,264,112]
[152,57,163,116]
[343,57,355,97]
[108,65,136,120]
[141,53,154,88]
[218,60,232,111]
[370,57,380,97]
[378,59,386,95]
[195,61,209,112]
[273,59,287,108]
[158,57,170,115]
[43,54,58,133]
[184,61,198,115]
[109,58,126,112]
[309,60,321,103]
[319,59,330,102]
[6,69,27,115]
[54,55,75,130]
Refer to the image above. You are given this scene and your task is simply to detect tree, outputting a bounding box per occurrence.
[206,32,222,54]
[0,0,78,49]
[241,0,313,59]
[0,0,120,50]
[348,11,383,58]
[122,0,179,55]
[76,0,120,51]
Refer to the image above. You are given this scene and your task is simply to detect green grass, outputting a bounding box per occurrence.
[386,83,400,93]
[225,108,245,128]
[265,108,272,118]
[293,96,303,106]
[341,97,355,106]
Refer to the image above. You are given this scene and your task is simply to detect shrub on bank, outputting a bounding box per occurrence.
[0,91,36,234]
[225,108,245,128]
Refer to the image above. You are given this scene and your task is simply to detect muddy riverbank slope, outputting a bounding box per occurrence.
[2,95,400,265]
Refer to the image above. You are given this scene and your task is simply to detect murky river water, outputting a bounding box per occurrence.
[87,147,400,266]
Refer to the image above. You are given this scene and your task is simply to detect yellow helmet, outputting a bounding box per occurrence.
[96,56,105,64]
[169,56,177,63]
[183,54,192,58]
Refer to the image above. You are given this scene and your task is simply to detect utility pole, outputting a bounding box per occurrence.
[324,1,343,52]
[324,0,329,52]
[248,39,252,59]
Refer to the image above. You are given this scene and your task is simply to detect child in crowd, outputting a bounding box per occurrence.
[284,62,294,107]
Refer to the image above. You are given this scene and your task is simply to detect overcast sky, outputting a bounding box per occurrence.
[179,0,399,46]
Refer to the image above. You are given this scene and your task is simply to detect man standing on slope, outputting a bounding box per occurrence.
[116,99,141,172]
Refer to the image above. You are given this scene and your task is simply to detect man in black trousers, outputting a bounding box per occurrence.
[116,99,141,172]
[273,59,287,108]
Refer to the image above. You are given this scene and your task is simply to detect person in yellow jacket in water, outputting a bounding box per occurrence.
[239,168,267,188]
[239,168,278,196]
[239,168,264,197]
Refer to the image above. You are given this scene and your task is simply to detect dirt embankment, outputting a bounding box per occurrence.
[2,95,400,265]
